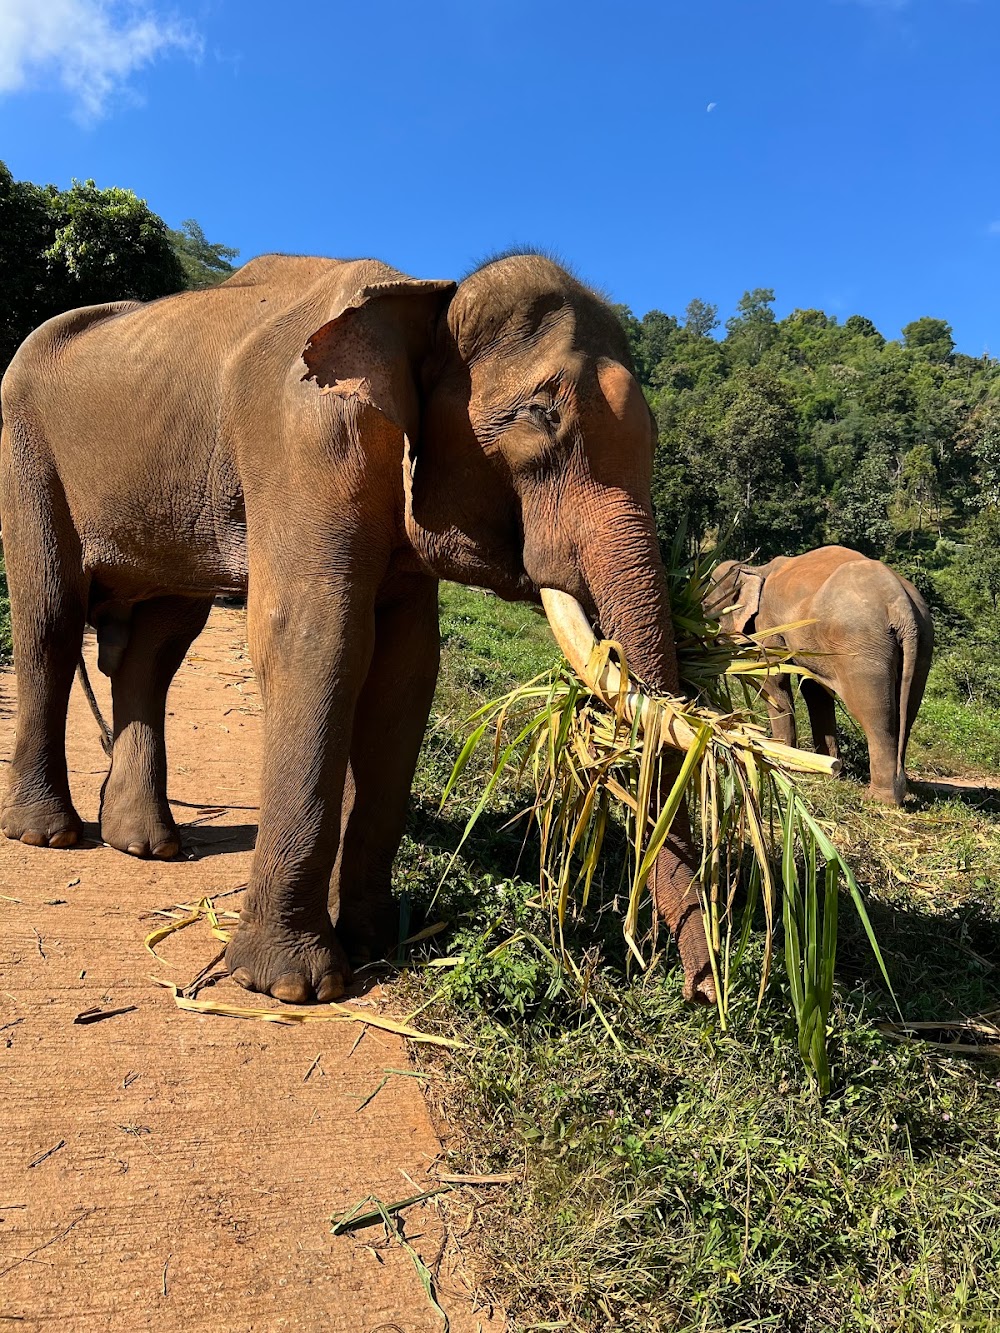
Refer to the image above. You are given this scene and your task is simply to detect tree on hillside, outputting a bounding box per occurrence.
[712,366,818,557]
[827,447,896,557]
[633,310,681,383]
[724,288,778,365]
[844,314,885,347]
[965,402,1000,512]
[902,316,954,363]
[46,179,185,307]
[0,163,57,369]
[684,298,719,338]
[901,442,937,534]
[168,219,239,288]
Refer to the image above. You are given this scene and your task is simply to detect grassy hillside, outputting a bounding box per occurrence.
[399,584,1000,1333]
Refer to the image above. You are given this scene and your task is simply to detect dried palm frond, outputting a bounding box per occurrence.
[444,542,892,1093]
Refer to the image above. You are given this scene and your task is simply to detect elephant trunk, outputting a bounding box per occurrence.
[540,499,716,1005]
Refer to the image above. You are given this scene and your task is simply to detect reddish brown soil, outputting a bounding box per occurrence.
[0,607,503,1332]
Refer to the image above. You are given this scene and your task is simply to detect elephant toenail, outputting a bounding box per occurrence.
[316,973,346,1003]
[231,968,256,991]
[151,839,179,860]
[48,831,77,849]
[126,843,148,857]
[20,831,47,847]
[270,975,310,1005]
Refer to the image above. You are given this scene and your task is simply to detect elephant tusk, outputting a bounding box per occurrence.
[539,588,700,751]
[539,588,602,683]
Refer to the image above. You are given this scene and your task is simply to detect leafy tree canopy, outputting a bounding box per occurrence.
[615,282,999,568]
[46,179,185,306]
[902,316,955,363]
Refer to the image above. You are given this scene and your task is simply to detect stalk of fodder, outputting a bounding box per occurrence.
[443,551,892,1094]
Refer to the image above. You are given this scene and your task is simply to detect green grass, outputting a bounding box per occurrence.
[435,582,561,713]
[395,582,1000,1333]
[910,691,1000,777]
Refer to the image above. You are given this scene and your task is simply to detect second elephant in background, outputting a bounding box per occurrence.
[707,546,934,805]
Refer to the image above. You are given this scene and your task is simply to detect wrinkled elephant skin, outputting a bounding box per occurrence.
[0,253,715,1005]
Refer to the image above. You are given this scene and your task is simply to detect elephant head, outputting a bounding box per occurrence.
[301,253,675,687]
[706,560,768,636]
[414,254,679,694]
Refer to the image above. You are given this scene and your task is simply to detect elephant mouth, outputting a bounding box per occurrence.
[539,588,698,751]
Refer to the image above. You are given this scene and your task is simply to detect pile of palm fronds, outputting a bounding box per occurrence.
[444,542,892,1093]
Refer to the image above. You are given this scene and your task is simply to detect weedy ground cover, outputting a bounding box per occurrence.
[395,583,1000,1332]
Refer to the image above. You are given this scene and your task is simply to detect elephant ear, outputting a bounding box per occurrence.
[731,569,764,635]
[301,277,456,441]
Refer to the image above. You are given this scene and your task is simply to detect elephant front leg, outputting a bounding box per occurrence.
[333,576,440,964]
[226,575,377,1004]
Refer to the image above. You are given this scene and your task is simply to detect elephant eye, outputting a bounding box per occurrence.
[525,401,561,430]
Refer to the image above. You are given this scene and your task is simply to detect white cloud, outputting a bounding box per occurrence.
[0,0,200,120]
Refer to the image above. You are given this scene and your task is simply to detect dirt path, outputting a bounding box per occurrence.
[0,607,502,1333]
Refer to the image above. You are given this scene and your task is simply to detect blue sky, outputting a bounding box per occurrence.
[1,0,998,352]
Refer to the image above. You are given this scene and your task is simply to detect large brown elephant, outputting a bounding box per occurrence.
[0,253,714,1005]
[707,546,934,804]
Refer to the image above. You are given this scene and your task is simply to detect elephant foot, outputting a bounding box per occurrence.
[100,781,180,859]
[1,791,81,849]
[868,772,907,807]
[226,918,351,1004]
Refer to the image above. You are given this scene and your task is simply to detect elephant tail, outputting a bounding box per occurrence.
[77,656,113,757]
[895,621,920,775]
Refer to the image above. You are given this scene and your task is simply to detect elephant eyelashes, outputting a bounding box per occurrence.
[525,402,561,430]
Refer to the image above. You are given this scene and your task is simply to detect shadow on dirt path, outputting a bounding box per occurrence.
[0,607,503,1333]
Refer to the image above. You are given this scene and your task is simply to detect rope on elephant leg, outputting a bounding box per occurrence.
[76,656,113,757]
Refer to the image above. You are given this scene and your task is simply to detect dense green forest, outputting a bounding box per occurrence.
[616,293,1000,709]
[616,292,999,560]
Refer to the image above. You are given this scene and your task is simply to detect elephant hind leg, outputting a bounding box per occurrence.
[838,677,904,805]
[99,595,213,858]
[0,449,86,848]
